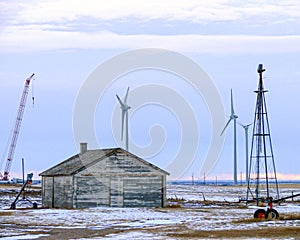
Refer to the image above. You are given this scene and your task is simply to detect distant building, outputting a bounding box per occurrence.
[39,143,169,208]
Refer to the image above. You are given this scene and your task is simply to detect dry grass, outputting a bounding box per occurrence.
[168,197,248,209]
[220,183,300,189]
[233,217,268,224]
[168,196,186,202]
[233,212,300,224]
[2,208,300,239]
[166,203,182,208]
[165,226,300,239]
[0,184,41,197]
[4,225,300,239]
[278,183,300,189]
[0,183,41,189]
[0,211,14,217]
[0,226,125,239]
[186,199,247,208]
[279,213,300,220]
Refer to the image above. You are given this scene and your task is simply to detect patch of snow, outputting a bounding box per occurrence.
[78,231,163,240]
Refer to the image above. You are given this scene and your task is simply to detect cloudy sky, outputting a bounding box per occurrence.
[1,0,300,181]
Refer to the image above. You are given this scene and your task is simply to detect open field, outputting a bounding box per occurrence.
[0,183,300,239]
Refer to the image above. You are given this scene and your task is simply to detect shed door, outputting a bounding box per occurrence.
[110,177,123,207]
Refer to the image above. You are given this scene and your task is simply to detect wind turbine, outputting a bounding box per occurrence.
[221,89,238,184]
[116,87,131,151]
[238,122,252,184]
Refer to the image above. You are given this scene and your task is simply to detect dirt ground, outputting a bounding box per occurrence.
[3,224,299,239]
[1,183,300,239]
[1,205,300,239]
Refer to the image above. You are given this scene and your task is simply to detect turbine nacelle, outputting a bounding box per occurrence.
[221,89,238,135]
[257,64,265,73]
[116,95,131,111]
[238,122,252,130]
[231,114,238,120]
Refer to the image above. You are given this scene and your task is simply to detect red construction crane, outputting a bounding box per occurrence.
[1,73,35,181]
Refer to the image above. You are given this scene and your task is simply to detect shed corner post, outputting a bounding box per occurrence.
[41,176,45,207]
[51,176,54,208]
[162,175,167,208]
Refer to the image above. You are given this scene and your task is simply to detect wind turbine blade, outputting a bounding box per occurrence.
[124,87,129,104]
[238,121,253,129]
[237,121,244,128]
[221,118,232,135]
[231,89,235,116]
[116,94,125,107]
[121,110,125,140]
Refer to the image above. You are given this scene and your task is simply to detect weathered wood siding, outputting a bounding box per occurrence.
[81,154,162,176]
[42,176,73,208]
[73,176,109,208]
[42,149,168,208]
[123,176,162,207]
[77,152,166,208]
[110,177,124,207]
[42,176,53,208]
[53,176,73,208]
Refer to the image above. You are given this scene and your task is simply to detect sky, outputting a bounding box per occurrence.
[0,0,300,181]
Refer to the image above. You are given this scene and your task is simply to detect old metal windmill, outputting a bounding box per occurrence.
[246,64,279,212]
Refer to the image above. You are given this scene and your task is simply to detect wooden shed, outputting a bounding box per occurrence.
[39,144,169,208]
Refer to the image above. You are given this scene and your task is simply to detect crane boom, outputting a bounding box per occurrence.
[1,73,34,181]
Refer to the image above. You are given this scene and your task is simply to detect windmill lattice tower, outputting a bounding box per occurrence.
[246,64,279,205]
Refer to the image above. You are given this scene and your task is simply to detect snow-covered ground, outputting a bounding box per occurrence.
[0,183,300,239]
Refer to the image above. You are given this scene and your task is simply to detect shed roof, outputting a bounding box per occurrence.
[39,148,169,176]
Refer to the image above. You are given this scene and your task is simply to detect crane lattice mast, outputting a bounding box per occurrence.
[246,64,279,205]
[1,73,34,181]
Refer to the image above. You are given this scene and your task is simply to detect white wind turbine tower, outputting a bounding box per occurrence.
[116,87,131,151]
[239,122,252,184]
[221,89,238,185]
